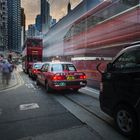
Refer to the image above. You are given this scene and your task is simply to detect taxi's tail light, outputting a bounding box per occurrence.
[79,75,86,79]
[79,73,86,80]
[32,69,37,74]
[52,74,66,80]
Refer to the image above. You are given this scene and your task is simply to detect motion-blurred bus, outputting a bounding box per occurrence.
[43,0,140,89]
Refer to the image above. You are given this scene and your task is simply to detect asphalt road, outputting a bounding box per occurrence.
[0,68,129,140]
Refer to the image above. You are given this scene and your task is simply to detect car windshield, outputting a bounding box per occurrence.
[51,64,76,72]
[33,63,43,69]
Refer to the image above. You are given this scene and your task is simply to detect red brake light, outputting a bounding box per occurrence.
[32,69,36,74]
[52,74,65,80]
[79,75,86,79]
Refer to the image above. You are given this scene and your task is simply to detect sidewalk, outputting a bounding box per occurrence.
[0,70,18,92]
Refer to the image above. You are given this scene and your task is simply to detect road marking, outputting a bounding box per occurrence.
[19,103,39,111]
[79,87,99,99]
[83,87,99,95]
[25,83,36,90]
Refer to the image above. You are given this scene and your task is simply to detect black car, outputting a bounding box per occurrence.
[99,44,140,137]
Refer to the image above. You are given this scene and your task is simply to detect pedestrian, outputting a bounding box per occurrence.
[1,60,13,85]
[0,54,4,72]
[0,60,3,72]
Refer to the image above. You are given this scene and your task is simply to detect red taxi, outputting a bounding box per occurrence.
[36,62,87,92]
[28,62,44,79]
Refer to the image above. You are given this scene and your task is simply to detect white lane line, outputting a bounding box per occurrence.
[79,87,100,99]
[25,83,36,90]
[82,87,99,95]
[19,103,39,111]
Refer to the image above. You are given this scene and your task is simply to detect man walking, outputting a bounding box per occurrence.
[1,60,13,85]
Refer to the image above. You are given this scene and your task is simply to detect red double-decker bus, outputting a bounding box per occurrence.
[22,38,43,73]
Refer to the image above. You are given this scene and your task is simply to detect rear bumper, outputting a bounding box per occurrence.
[50,80,87,90]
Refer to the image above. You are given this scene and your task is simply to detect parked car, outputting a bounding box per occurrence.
[36,62,87,92]
[28,62,44,79]
[98,44,140,137]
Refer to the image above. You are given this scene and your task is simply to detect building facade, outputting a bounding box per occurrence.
[21,7,26,49]
[0,0,8,54]
[35,14,41,32]
[27,24,36,37]
[7,0,21,53]
[0,0,3,52]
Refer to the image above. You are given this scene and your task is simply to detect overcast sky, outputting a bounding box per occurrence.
[21,0,82,29]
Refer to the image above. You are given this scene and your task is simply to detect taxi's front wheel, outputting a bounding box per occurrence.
[36,78,40,86]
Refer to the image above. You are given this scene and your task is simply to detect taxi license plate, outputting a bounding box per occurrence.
[67,76,75,80]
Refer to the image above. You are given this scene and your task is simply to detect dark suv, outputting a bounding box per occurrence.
[99,44,140,137]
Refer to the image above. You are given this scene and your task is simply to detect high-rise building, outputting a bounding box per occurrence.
[27,24,36,37]
[41,0,51,33]
[7,0,21,53]
[0,0,8,53]
[35,14,41,32]
[0,0,3,52]
[21,7,26,49]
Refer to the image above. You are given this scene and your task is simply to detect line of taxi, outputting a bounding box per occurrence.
[28,61,87,92]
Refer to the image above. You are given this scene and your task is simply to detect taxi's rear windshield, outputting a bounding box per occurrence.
[51,64,76,72]
[33,63,43,69]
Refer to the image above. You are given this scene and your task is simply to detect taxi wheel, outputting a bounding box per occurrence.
[28,72,31,77]
[45,82,52,93]
[36,79,40,86]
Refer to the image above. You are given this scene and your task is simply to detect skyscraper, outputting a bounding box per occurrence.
[0,0,8,53]
[41,0,51,33]
[7,0,21,53]
[21,7,26,49]
[27,24,36,37]
[0,0,3,52]
[35,14,41,32]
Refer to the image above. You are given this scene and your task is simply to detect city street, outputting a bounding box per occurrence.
[0,66,128,140]
[0,1,139,140]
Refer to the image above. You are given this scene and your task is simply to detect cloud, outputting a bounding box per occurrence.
[50,0,82,21]
[21,0,40,28]
[21,0,82,28]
